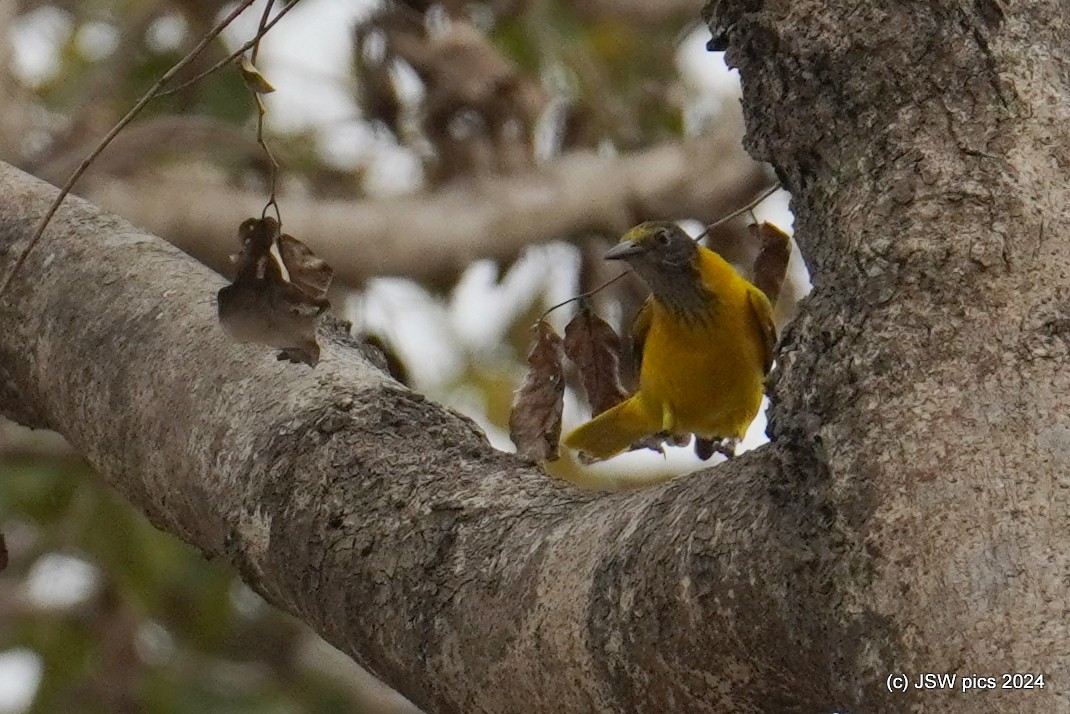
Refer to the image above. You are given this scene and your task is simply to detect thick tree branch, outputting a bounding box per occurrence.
[0,164,837,713]
[81,117,768,286]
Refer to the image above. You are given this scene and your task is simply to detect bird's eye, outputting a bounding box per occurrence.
[656,230,671,246]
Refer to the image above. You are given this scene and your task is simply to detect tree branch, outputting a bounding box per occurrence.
[0,161,835,713]
[81,116,768,286]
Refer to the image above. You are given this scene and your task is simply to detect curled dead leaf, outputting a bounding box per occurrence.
[509,320,565,462]
[562,304,627,416]
[237,55,276,94]
[751,221,791,305]
[278,233,333,300]
[217,217,332,366]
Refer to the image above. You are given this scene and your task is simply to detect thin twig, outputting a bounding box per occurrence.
[0,0,261,297]
[256,93,281,224]
[251,0,276,65]
[697,182,781,239]
[157,0,301,99]
[539,272,629,323]
[250,0,281,223]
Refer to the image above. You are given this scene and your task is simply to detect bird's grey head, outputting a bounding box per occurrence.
[604,221,712,320]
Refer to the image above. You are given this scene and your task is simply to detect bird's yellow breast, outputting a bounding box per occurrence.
[635,249,768,440]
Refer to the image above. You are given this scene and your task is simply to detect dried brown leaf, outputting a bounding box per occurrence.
[237,55,276,94]
[705,220,759,269]
[278,233,333,299]
[751,221,791,305]
[230,215,280,280]
[563,305,628,416]
[217,217,329,366]
[509,320,565,462]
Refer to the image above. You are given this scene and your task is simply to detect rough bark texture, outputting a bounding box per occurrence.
[706,0,1070,711]
[0,1,1067,714]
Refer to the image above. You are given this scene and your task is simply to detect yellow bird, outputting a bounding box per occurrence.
[563,221,776,460]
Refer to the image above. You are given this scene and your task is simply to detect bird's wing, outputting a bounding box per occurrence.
[746,286,777,374]
[630,296,654,368]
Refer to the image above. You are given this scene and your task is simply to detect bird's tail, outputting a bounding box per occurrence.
[563,396,659,460]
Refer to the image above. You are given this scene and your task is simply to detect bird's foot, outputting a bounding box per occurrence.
[628,432,688,457]
[694,437,739,461]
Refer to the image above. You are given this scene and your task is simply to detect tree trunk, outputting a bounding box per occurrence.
[0,1,1066,713]
[706,0,1070,711]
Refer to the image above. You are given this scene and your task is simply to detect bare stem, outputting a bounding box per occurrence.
[538,272,629,323]
[0,0,263,297]
[157,0,301,99]
[251,0,276,65]
[697,182,782,239]
[250,0,281,224]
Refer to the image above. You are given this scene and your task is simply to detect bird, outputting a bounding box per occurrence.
[563,221,776,460]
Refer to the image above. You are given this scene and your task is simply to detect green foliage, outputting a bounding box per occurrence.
[0,457,366,714]
[490,0,687,146]
[142,53,255,125]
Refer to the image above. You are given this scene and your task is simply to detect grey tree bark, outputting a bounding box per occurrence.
[0,1,1067,714]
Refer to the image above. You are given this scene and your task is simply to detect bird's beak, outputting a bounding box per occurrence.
[604,239,645,261]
